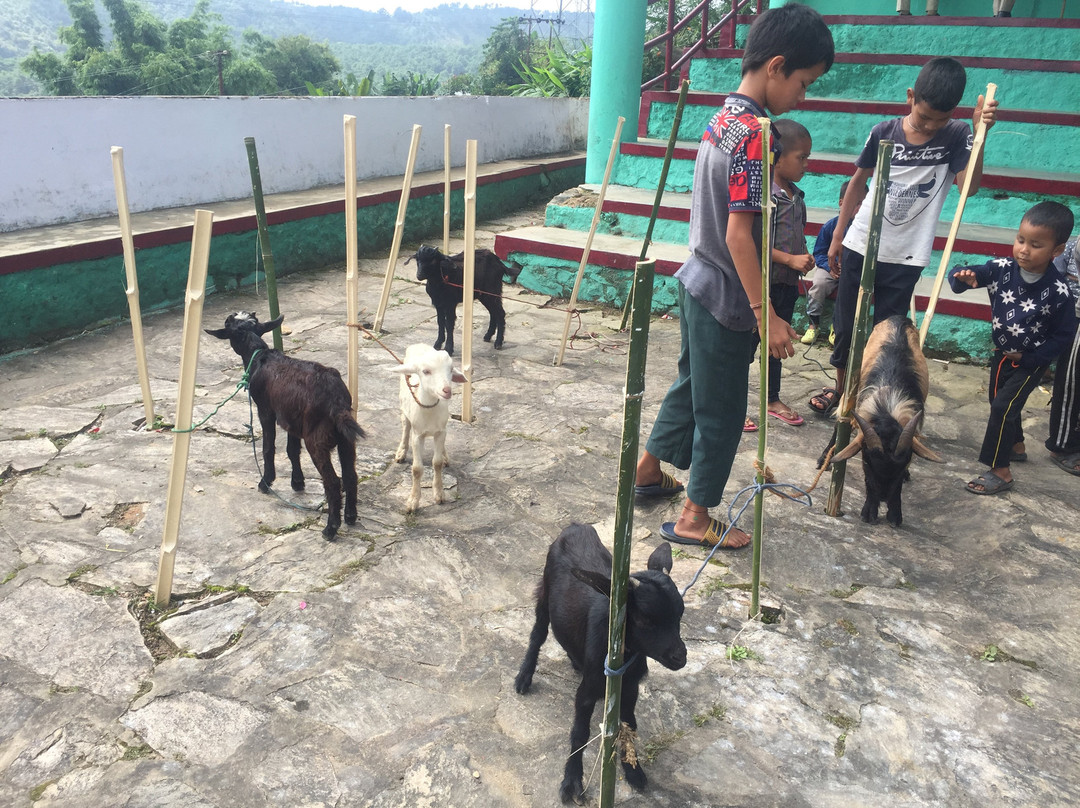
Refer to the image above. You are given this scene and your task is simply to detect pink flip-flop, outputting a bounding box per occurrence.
[768,408,805,426]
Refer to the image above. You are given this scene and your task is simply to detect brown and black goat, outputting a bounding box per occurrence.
[515,523,687,804]
[818,316,941,527]
[206,312,365,540]
[408,245,521,356]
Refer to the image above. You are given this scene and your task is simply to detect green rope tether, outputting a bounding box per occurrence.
[171,349,262,434]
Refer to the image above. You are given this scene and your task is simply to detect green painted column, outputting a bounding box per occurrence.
[586,0,648,183]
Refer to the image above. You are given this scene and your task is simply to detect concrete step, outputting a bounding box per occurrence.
[638,92,1080,175]
[689,50,1080,116]
[494,220,996,324]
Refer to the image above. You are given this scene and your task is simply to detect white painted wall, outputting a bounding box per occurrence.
[0,95,589,232]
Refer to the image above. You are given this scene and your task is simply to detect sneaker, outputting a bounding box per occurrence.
[800,326,818,345]
[828,327,836,347]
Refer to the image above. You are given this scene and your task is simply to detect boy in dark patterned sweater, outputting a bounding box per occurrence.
[949,201,1078,495]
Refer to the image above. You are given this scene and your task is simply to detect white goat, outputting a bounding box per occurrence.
[391,344,466,512]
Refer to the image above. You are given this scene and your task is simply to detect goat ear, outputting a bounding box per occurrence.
[571,568,611,598]
[647,543,674,575]
[204,327,231,339]
[832,434,863,462]
[451,370,467,384]
[258,315,285,336]
[912,436,943,463]
[390,363,418,376]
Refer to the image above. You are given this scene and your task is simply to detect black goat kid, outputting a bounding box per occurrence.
[515,523,687,804]
[409,245,520,356]
[205,312,365,540]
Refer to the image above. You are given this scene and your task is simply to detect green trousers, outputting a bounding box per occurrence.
[645,285,755,508]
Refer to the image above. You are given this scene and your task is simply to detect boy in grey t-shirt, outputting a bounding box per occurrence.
[808,57,999,415]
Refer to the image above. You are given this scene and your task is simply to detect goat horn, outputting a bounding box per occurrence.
[894,416,920,458]
[852,412,883,452]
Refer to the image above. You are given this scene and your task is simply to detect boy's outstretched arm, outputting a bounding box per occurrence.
[728,210,797,359]
[827,167,872,273]
[955,94,999,195]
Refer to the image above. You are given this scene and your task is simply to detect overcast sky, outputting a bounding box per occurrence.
[285,1,578,13]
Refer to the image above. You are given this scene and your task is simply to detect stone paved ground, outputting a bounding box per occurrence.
[1,206,1078,807]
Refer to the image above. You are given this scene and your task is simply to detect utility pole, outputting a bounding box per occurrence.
[211,50,228,95]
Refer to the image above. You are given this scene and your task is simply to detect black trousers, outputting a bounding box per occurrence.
[1045,328,1080,455]
[980,352,1047,469]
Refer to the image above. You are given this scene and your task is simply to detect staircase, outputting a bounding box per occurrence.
[494,13,1080,359]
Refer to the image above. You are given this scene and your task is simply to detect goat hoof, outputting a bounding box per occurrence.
[345,510,357,525]
[322,524,338,541]
[513,672,532,695]
[291,479,305,492]
[258,480,271,494]
[559,778,584,805]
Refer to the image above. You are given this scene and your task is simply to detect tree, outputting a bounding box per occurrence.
[21,0,341,97]
[511,42,592,98]
[476,17,534,95]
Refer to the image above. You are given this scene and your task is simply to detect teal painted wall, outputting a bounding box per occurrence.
[1,165,583,355]
[780,0,1076,18]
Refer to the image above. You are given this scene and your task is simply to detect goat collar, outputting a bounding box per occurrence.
[405,374,441,409]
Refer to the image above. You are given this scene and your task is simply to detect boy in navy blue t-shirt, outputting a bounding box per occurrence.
[949,201,1078,495]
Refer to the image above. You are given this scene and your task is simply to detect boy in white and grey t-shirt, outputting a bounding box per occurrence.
[807,57,999,416]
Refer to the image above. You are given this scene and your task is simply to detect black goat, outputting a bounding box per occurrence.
[409,245,520,356]
[818,316,941,526]
[205,312,365,540]
[515,523,686,804]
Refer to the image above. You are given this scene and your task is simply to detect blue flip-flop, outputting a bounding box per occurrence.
[634,471,684,498]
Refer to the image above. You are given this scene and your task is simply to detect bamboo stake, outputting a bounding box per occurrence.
[443,124,452,254]
[155,209,213,608]
[344,115,360,413]
[110,146,155,428]
[750,117,773,620]
[826,141,895,517]
[599,258,657,808]
[373,124,423,333]
[619,79,690,331]
[554,116,625,367]
[918,84,997,348]
[461,139,478,424]
[244,137,282,352]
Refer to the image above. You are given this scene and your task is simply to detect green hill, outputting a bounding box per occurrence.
[1,0,594,96]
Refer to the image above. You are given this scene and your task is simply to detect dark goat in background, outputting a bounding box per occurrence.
[515,523,687,804]
[409,245,520,356]
[206,312,365,540]
[818,316,941,527]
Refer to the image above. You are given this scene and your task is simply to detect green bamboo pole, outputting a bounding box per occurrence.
[750,117,773,619]
[826,140,895,517]
[244,137,283,352]
[599,257,656,808]
[619,79,690,331]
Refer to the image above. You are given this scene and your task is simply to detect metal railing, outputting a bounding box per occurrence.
[642,0,764,92]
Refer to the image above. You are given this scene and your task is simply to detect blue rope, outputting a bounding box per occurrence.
[171,349,263,433]
[604,652,639,677]
[679,480,813,597]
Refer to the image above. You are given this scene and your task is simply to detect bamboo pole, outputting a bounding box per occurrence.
[619,79,690,331]
[110,146,155,428]
[554,116,625,367]
[826,141,895,517]
[918,84,997,348]
[373,124,423,333]
[461,139,478,424]
[155,209,213,608]
[443,124,452,254]
[244,137,283,352]
[344,115,360,413]
[749,117,773,619]
[599,258,657,808]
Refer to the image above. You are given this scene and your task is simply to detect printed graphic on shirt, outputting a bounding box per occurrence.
[884,165,950,224]
[702,101,766,213]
